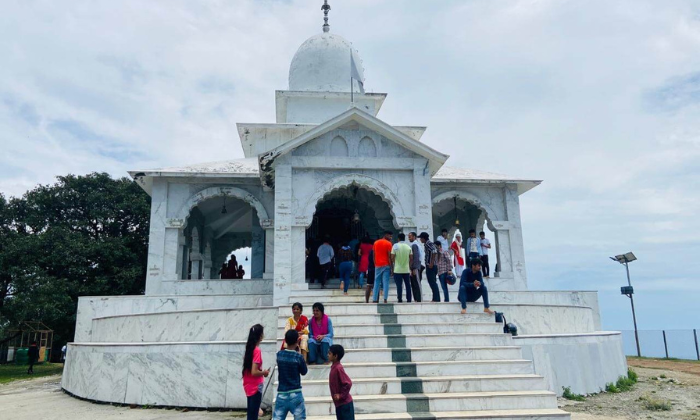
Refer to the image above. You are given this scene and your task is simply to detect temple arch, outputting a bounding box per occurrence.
[330,136,349,157]
[302,174,405,228]
[175,186,270,228]
[358,136,377,157]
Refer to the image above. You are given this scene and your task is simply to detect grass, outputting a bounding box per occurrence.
[628,356,700,363]
[605,368,638,394]
[562,386,586,401]
[0,363,64,385]
[640,395,672,411]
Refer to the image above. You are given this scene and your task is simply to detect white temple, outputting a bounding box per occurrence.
[62,5,627,419]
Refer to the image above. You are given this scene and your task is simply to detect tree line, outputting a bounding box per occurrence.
[0,173,150,359]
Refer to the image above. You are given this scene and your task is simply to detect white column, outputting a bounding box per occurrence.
[504,185,528,290]
[273,165,293,307]
[251,213,265,279]
[263,227,275,279]
[144,180,168,295]
[413,159,433,235]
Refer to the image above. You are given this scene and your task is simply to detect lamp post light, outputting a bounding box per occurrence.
[610,252,641,357]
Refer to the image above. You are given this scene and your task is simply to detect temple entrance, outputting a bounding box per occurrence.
[432,196,499,276]
[180,195,264,280]
[305,186,394,282]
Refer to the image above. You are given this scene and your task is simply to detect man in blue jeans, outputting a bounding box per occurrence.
[458,259,495,315]
[418,232,440,302]
[372,231,393,303]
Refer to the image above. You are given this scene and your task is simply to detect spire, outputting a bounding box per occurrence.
[321,1,331,33]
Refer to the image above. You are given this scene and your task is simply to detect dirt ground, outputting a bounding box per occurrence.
[562,358,700,420]
[0,358,698,420]
[0,375,266,420]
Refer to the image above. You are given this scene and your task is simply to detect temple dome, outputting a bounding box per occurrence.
[288,33,364,92]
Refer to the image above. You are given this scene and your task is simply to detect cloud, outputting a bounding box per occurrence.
[0,0,698,329]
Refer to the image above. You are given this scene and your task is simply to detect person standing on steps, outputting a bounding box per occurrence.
[365,249,376,303]
[436,228,450,252]
[458,259,495,315]
[357,236,373,290]
[408,232,423,302]
[372,231,393,304]
[435,241,454,302]
[27,341,39,374]
[328,344,354,420]
[419,232,440,302]
[242,324,270,420]
[273,329,308,420]
[308,302,334,364]
[450,231,465,277]
[391,233,413,303]
[465,229,482,262]
[479,231,491,278]
[317,236,334,289]
[338,243,354,295]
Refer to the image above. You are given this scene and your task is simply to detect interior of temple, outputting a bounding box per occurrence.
[180,195,263,280]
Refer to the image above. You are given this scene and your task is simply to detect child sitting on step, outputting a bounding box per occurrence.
[273,329,308,420]
[328,344,354,420]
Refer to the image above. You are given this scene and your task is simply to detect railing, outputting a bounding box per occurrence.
[621,329,700,360]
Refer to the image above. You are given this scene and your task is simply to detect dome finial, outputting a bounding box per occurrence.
[321,1,331,33]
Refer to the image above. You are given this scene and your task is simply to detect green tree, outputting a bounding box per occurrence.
[0,173,150,355]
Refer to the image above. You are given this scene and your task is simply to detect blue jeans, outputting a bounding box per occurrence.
[358,272,366,288]
[372,266,391,302]
[308,340,330,364]
[394,273,411,302]
[273,391,306,420]
[438,273,451,302]
[339,261,353,292]
[425,266,439,302]
[458,281,490,310]
[335,401,355,420]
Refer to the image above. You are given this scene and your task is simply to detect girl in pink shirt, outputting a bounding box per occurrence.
[242,324,270,420]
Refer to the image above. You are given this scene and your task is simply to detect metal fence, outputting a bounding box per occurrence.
[621,329,700,360]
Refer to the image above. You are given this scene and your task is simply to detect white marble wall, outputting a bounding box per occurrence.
[75,292,272,342]
[517,332,628,396]
[91,308,278,343]
[62,341,278,409]
[152,279,273,296]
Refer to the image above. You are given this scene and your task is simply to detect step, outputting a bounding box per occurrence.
[328,346,524,364]
[302,409,571,420]
[277,323,504,337]
[295,302,489,315]
[295,359,534,380]
[283,374,546,397]
[277,333,512,348]
[277,312,496,327]
[299,390,559,416]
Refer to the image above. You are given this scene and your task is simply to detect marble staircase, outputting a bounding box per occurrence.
[274,289,570,420]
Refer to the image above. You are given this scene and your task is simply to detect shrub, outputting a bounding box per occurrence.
[616,375,635,392]
[562,386,585,401]
[627,368,638,383]
[641,395,672,411]
[605,382,620,393]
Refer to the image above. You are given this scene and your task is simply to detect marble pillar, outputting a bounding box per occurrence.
[504,185,528,289]
[263,228,274,279]
[273,165,293,307]
[251,214,265,279]
[413,159,434,235]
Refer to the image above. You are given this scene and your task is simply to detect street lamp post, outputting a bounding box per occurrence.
[610,252,641,357]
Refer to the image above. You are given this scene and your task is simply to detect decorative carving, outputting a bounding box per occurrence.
[175,186,270,228]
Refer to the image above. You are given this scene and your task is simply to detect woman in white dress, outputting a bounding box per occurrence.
[450,230,465,277]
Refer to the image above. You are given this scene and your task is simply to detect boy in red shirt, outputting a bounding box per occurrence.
[328,344,354,420]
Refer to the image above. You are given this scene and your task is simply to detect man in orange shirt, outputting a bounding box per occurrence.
[372,231,393,303]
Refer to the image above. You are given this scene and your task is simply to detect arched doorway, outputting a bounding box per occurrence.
[305,186,394,283]
[432,195,499,276]
[179,195,264,280]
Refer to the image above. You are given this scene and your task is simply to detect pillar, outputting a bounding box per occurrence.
[273,165,293,307]
[263,227,275,279]
[251,215,265,278]
[504,185,528,290]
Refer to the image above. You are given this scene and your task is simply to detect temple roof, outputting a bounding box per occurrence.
[129,157,540,195]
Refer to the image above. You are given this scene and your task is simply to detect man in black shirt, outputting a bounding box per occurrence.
[27,341,40,374]
[458,259,495,315]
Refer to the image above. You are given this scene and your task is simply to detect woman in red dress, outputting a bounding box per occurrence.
[357,237,373,289]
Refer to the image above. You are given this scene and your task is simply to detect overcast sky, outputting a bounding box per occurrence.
[1,1,698,333]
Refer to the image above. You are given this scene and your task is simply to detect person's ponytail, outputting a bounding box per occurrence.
[242,324,264,375]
